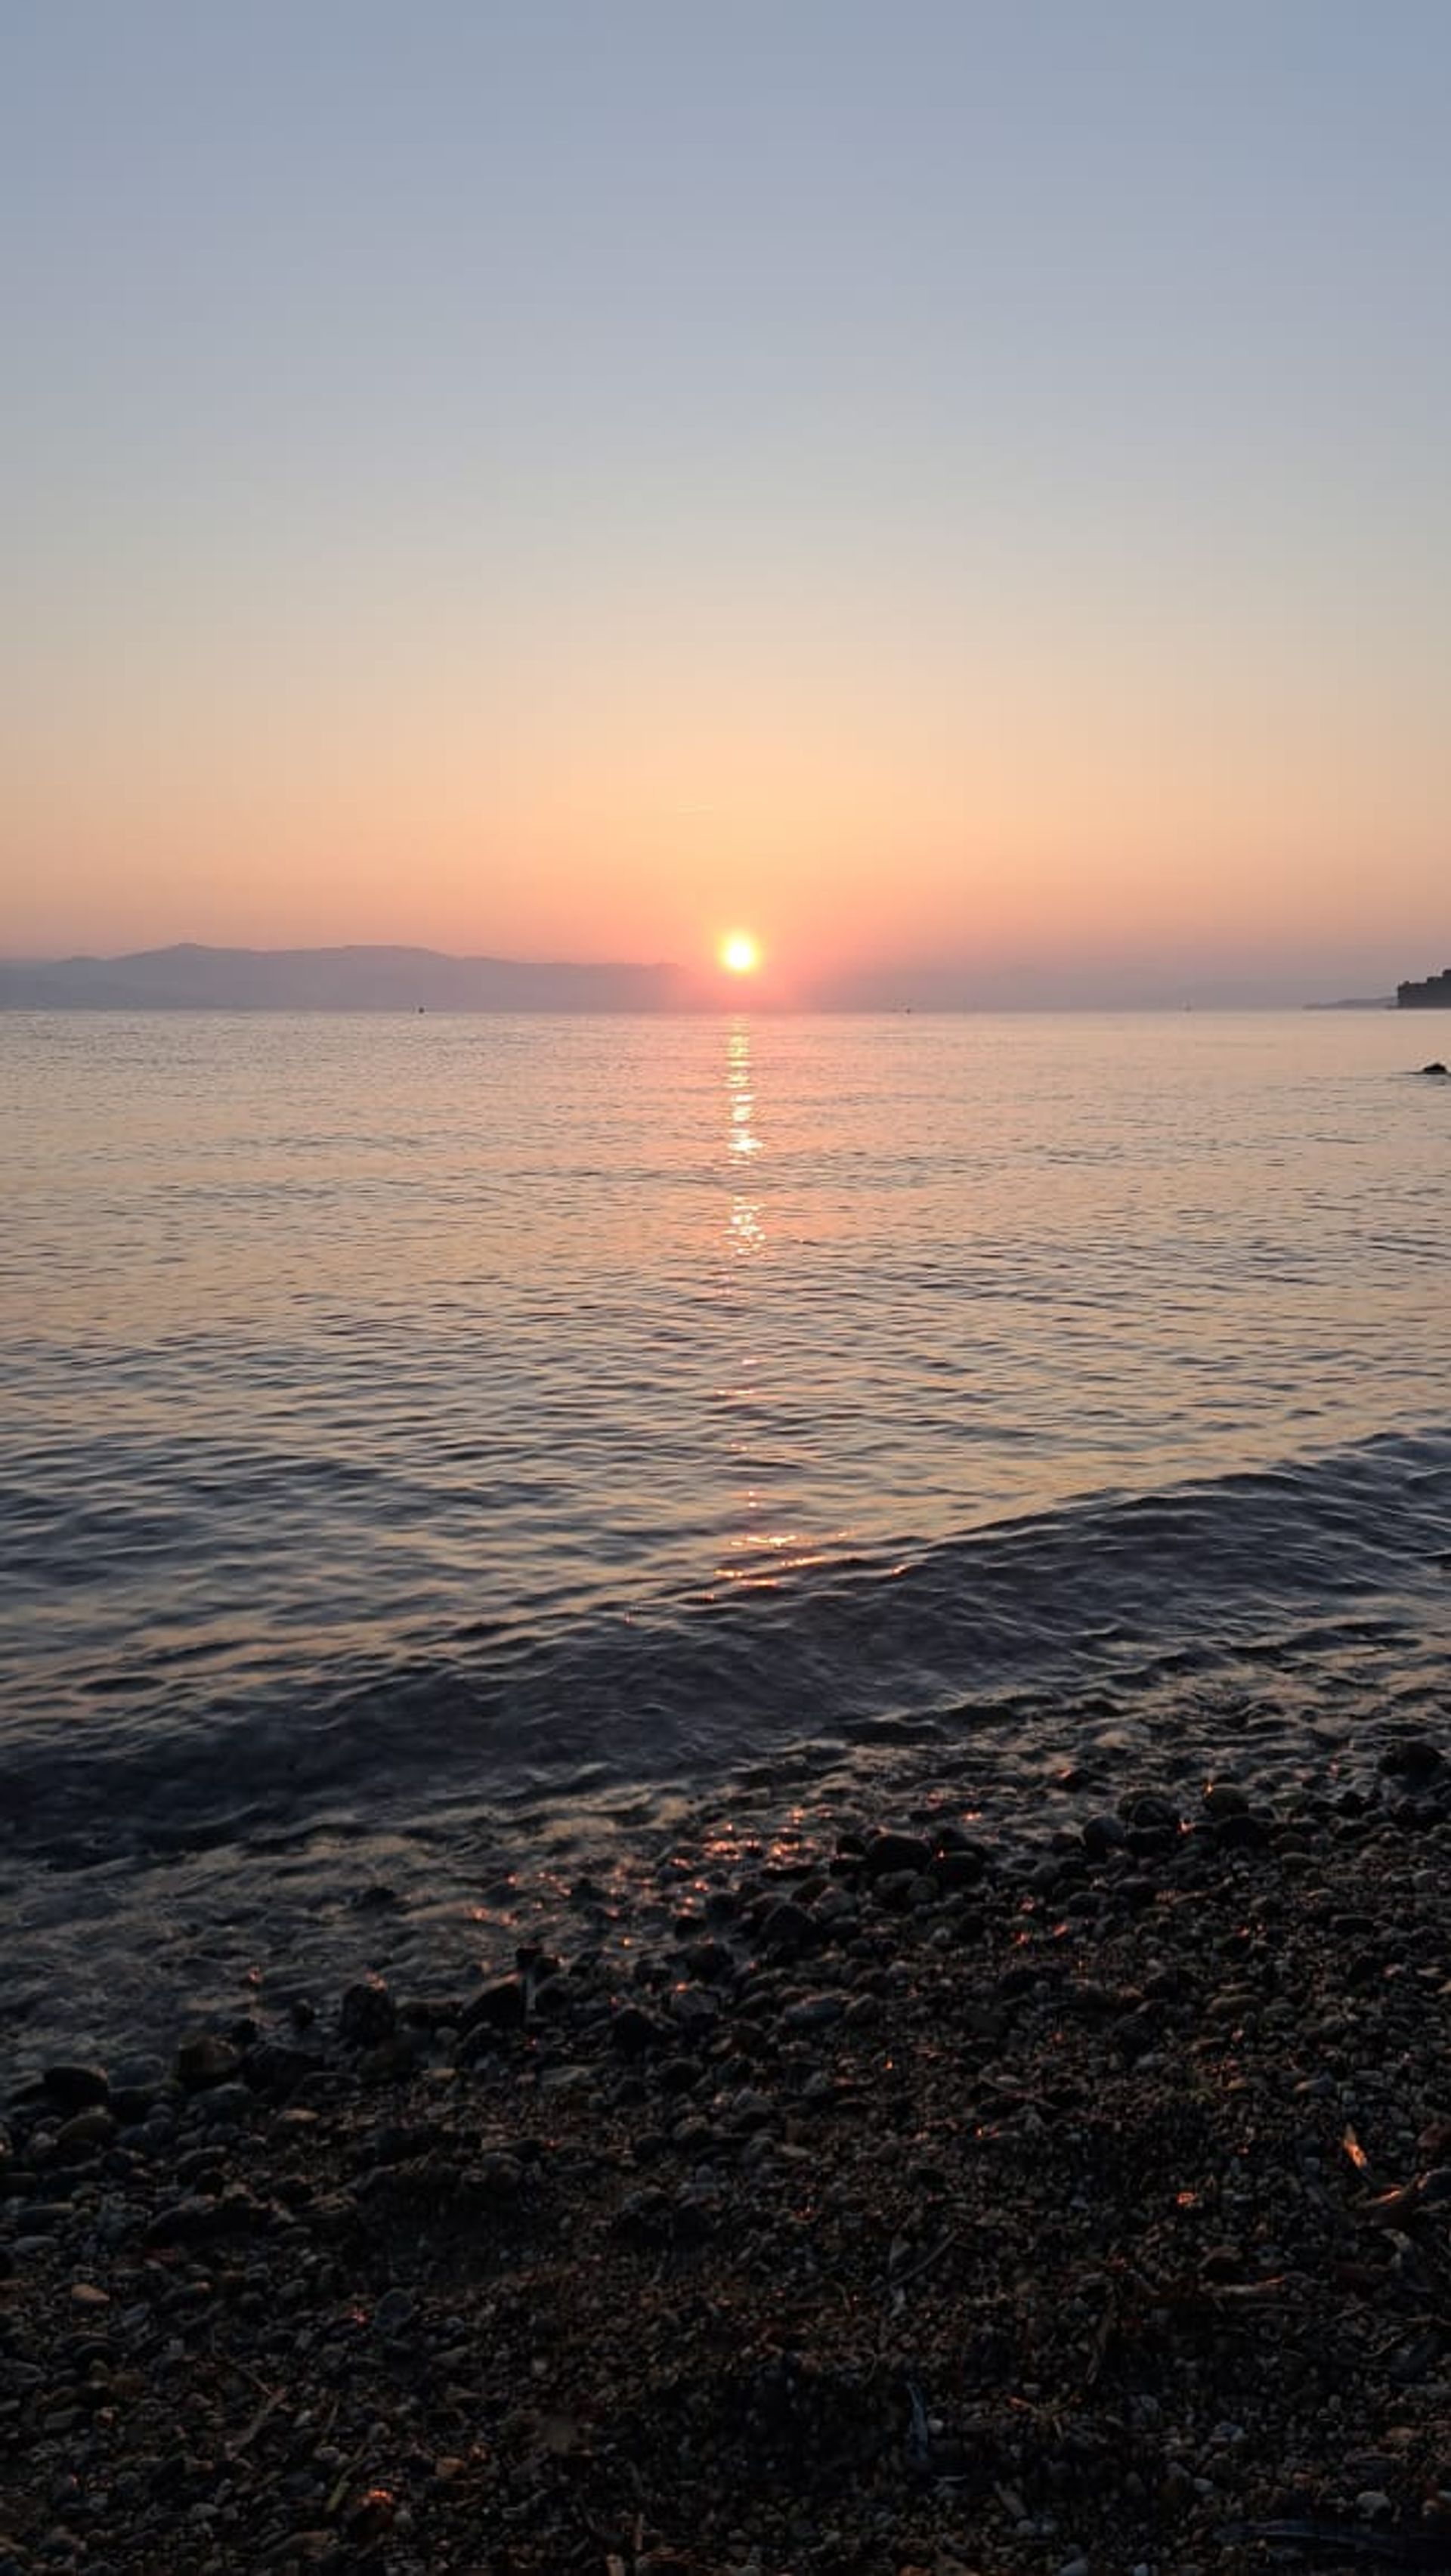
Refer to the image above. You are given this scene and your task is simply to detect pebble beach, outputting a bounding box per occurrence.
[8,1727,1451,2576]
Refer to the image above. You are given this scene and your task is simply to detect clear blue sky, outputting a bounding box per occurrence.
[4,0,1448,997]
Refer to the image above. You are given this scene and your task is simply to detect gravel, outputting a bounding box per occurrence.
[6,1759,1451,2572]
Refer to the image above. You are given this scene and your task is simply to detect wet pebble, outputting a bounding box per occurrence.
[41,2067,110,2115]
[338,1978,398,2048]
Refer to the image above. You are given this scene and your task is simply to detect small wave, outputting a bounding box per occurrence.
[4,1422,1448,1866]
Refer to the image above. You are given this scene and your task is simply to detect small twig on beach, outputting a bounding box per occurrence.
[904,2378,932,2466]
[1229,2520,1451,2568]
[1084,2287,1118,2386]
[885,2231,957,2294]
[325,2449,367,2519]
[227,2385,285,2457]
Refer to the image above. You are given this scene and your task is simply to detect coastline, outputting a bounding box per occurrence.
[7,1737,1451,2572]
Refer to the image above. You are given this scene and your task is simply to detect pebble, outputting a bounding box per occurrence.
[372,2289,416,2337]
[611,2004,666,2056]
[756,1898,816,1956]
[41,2067,110,2114]
[1081,1814,1127,1859]
[861,1831,933,1878]
[781,1995,846,2031]
[173,2035,242,2092]
[338,1978,398,2047]
[458,1978,526,2034]
[9,1780,1451,2576]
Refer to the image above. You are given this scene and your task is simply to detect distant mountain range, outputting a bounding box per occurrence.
[0,943,688,1012]
[0,941,1425,1013]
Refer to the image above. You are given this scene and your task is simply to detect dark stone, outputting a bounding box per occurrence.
[680,1937,734,1983]
[1202,1779,1251,1819]
[1122,1792,1180,1832]
[756,1897,817,1957]
[872,1867,932,1912]
[175,2145,226,2187]
[862,1830,933,1879]
[1117,2000,1168,2058]
[41,2065,110,2114]
[1081,1814,1127,1860]
[781,1993,846,2032]
[243,2043,321,2101]
[657,2055,701,2093]
[1213,1810,1267,1851]
[174,2033,243,2092]
[610,2003,666,2058]
[200,2080,255,2125]
[1419,1061,1449,1076]
[931,1820,977,1853]
[458,1978,526,2035]
[1118,1874,1159,1910]
[147,2188,270,2247]
[932,1845,988,1891]
[1379,1733,1444,1779]
[339,1978,398,2047]
[372,2288,416,2338]
[110,2086,166,2127]
[1126,1824,1174,1859]
[358,2032,419,2083]
[54,2109,116,2161]
[614,2185,671,2244]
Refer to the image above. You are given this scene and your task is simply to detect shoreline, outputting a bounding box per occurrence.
[6,1656,1445,2088]
[7,1731,1451,2571]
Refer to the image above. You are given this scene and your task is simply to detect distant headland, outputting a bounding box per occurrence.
[0,943,688,1013]
[3,942,1447,1014]
[1397,966,1451,1009]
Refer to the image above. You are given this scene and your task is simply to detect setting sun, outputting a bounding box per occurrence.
[719,932,762,976]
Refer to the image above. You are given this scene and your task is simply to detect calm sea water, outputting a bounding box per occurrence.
[3,1008,1448,2064]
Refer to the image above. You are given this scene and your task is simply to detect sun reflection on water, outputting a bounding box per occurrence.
[726,1023,765,1267]
[717,1021,837,1585]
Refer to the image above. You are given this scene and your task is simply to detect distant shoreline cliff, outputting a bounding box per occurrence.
[1397,966,1451,1009]
[0,943,687,1013]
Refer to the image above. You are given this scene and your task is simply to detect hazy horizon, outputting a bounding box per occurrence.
[5,2,1449,994]
[0,930,1431,1013]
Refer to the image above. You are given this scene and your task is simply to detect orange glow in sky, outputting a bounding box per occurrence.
[4,8,1449,1004]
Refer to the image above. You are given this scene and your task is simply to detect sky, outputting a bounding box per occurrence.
[3,0,1449,1003]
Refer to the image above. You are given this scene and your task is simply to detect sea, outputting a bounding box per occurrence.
[3,1007,1449,2072]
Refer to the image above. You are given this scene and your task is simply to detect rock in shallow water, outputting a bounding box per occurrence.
[756,1897,817,1958]
[457,1976,526,2036]
[1081,1814,1128,1860]
[173,2033,243,2092]
[1378,1732,1444,1780]
[41,2064,110,2114]
[338,1978,398,2048]
[860,1829,933,1879]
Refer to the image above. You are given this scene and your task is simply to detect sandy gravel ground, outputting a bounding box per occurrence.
[6,1733,1451,2574]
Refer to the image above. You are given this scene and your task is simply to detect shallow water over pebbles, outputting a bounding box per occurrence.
[2,1007,1447,2067]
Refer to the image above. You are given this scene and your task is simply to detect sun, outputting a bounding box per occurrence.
[719,931,762,976]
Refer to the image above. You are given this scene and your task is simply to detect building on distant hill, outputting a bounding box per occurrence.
[1397,966,1451,1007]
